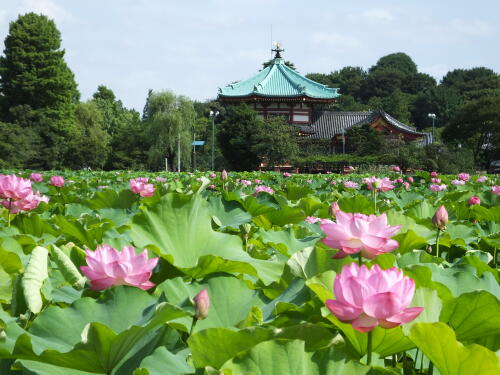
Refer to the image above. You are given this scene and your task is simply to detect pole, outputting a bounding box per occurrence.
[192,133,196,171]
[432,117,435,143]
[342,129,345,154]
[211,115,215,171]
[165,158,168,171]
[177,132,181,172]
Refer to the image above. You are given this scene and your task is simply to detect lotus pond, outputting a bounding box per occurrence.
[0,170,499,375]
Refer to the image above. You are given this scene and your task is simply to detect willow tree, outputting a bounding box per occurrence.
[143,91,196,171]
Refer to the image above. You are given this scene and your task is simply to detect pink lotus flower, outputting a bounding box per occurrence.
[392,166,401,172]
[305,216,321,224]
[430,171,438,178]
[130,178,155,197]
[364,177,394,192]
[403,182,410,190]
[254,179,262,184]
[457,173,470,182]
[430,184,447,192]
[221,170,228,180]
[194,288,210,320]
[283,172,292,177]
[432,205,448,230]
[241,179,251,186]
[493,186,500,196]
[155,176,167,183]
[468,196,480,205]
[80,244,159,291]
[344,181,359,189]
[1,191,49,214]
[451,179,465,186]
[476,176,487,183]
[407,177,414,183]
[431,178,441,183]
[29,173,43,183]
[209,173,216,178]
[208,184,215,190]
[0,174,33,200]
[395,178,404,184]
[326,263,423,332]
[254,185,274,194]
[321,211,400,259]
[50,176,65,187]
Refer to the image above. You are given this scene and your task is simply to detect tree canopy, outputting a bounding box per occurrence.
[0,12,79,168]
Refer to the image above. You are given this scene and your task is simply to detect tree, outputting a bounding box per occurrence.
[66,102,110,169]
[382,89,411,124]
[346,124,386,155]
[253,116,299,168]
[0,121,39,168]
[218,104,265,171]
[143,91,196,171]
[442,93,500,166]
[0,13,80,168]
[369,53,418,75]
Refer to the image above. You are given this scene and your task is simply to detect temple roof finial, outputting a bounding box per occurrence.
[271,42,284,59]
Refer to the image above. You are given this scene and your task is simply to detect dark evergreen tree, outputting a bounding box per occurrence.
[254,116,299,168]
[218,104,265,171]
[0,13,80,169]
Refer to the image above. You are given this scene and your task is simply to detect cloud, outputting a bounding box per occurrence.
[348,8,394,23]
[311,32,362,48]
[17,0,73,23]
[447,18,495,36]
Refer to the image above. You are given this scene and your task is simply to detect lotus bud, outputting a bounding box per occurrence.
[430,171,438,177]
[408,177,414,183]
[468,196,480,205]
[432,205,448,230]
[328,202,340,217]
[194,288,210,320]
[241,223,252,234]
[221,170,228,180]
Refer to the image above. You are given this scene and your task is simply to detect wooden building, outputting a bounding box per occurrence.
[218,46,431,150]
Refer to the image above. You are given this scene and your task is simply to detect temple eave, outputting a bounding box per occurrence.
[218,95,337,103]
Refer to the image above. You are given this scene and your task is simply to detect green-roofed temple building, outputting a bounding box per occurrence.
[218,46,431,152]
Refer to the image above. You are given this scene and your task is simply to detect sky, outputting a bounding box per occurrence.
[0,0,499,112]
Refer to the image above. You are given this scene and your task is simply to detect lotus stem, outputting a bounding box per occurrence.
[358,253,362,266]
[373,190,377,214]
[428,361,434,375]
[367,330,373,366]
[435,229,441,258]
[189,316,198,336]
[7,199,11,227]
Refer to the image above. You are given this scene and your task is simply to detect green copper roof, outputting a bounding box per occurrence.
[218,58,340,100]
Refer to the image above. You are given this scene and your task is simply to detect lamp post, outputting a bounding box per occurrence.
[210,110,219,171]
[428,113,436,143]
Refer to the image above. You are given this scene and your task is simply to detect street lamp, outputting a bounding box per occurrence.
[428,113,436,143]
[209,110,219,170]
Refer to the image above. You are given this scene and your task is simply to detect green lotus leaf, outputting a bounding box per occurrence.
[156,274,266,332]
[22,246,48,314]
[440,291,500,342]
[188,324,337,369]
[129,193,282,283]
[220,339,398,375]
[136,347,192,375]
[258,227,320,256]
[410,322,500,375]
[11,286,189,373]
[208,196,251,228]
